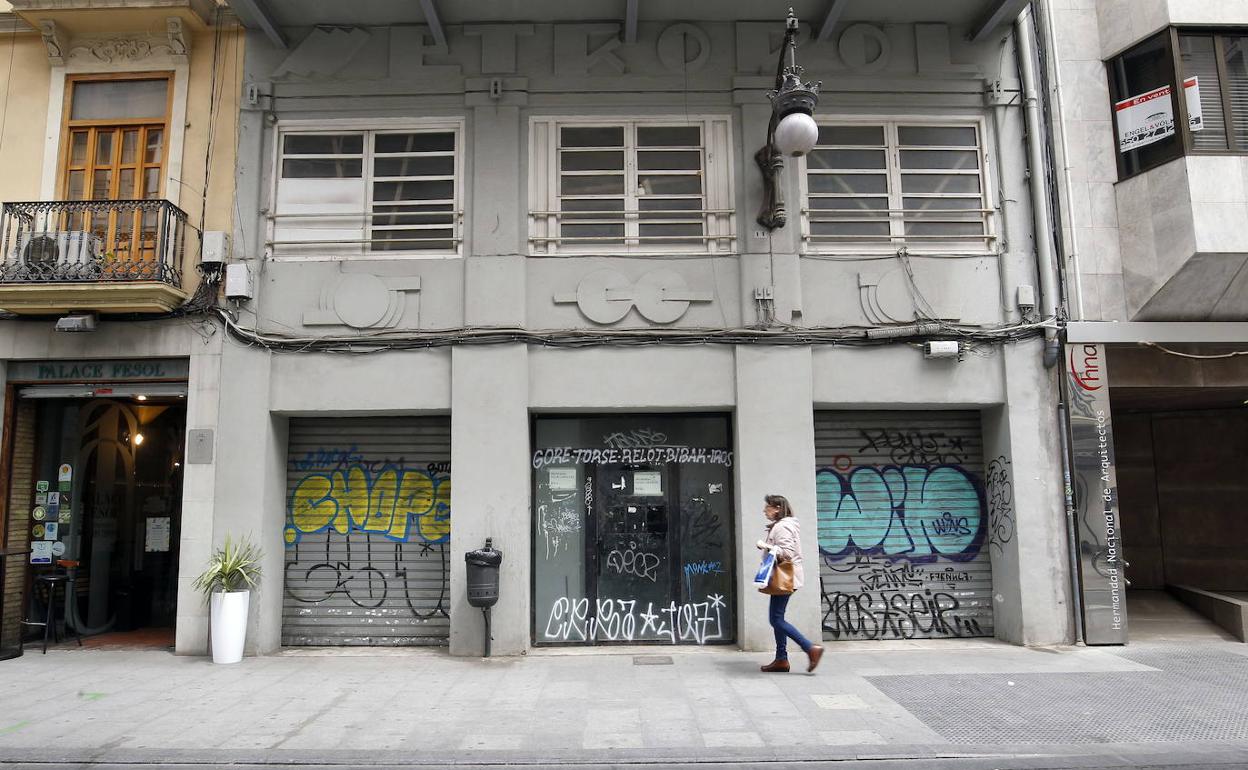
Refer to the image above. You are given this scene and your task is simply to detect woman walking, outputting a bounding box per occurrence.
[757,494,824,673]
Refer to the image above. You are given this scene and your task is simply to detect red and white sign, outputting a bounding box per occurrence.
[1115,84,1175,153]
[1069,344,1104,393]
[1184,76,1204,131]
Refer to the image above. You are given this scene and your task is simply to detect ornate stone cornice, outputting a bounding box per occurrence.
[55,16,190,64]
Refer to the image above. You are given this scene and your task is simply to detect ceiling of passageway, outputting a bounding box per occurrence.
[238,0,995,28]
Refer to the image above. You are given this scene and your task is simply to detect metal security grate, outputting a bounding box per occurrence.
[814,410,994,642]
[868,645,1248,743]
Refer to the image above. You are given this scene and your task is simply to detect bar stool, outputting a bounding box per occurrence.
[21,560,82,654]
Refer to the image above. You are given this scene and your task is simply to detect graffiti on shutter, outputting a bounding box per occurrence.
[814,412,994,641]
[283,417,451,646]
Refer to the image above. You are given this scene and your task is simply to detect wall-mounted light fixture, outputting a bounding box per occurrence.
[757,8,822,231]
[54,313,97,333]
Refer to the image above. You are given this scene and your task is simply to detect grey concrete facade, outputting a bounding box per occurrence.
[1,1,1086,659]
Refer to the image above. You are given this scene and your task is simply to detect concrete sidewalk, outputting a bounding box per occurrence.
[1,639,1248,766]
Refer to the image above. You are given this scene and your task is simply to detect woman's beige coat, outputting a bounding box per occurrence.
[764,517,805,590]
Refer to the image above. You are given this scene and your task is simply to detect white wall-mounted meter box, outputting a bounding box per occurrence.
[201,231,231,267]
[224,262,253,300]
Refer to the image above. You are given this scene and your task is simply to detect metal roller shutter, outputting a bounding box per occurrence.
[814,410,993,641]
[283,417,451,646]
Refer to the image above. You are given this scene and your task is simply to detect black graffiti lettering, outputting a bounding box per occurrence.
[822,589,981,642]
[679,497,724,549]
[283,534,449,620]
[986,455,1015,549]
[857,428,966,466]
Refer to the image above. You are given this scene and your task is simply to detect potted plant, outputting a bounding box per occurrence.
[193,536,261,664]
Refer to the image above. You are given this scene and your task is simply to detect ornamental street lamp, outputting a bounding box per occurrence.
[757,8,822,231]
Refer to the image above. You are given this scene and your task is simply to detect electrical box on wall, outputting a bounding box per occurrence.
[224,263,253,300]
[201,231,231,268]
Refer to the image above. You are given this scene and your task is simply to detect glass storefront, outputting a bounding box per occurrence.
[532,414,735,646]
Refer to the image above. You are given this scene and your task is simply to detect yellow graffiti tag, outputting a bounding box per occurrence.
[290,475,337,534]
[287,465,450,544]
[419,477,451,542]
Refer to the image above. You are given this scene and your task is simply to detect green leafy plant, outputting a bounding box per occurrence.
[192,536,262,596]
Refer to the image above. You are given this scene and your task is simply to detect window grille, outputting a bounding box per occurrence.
[529,117,735,255]
[270,126,462,258]
[801,122,995,254]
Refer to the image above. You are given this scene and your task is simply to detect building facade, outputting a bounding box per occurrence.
[3,0,1153,658]
[0,0,241,653]
[1047,0,1248,643]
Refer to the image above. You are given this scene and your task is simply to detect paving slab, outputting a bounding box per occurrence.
[0,640,1246,766]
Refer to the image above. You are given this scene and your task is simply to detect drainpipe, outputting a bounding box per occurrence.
[1037,0,1086,321]
[1019,6,1085,644]
[1016,9,1061,369]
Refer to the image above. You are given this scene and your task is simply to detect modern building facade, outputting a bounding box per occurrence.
[1046,0,1248,643]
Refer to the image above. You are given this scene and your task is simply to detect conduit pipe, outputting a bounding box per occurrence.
[1038,0,1085,320]
[1018,7,1085,645]
[1015,9,1061,368]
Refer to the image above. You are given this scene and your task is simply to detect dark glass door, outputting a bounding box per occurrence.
[593,462,676,641]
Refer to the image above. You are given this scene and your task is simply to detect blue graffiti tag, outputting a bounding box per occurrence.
[816,465,986,563]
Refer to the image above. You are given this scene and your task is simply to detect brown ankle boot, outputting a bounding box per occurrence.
[806,645,824,673]
[760,659,790,673]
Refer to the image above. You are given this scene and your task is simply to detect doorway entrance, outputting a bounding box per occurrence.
[15,395,185,646]
[533,414,735,646]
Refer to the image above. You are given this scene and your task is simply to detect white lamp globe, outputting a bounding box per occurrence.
[773,111,819,157]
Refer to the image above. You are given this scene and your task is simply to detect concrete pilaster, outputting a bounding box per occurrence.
[202,342,286,655]
[985,339,1075,645]
[449,344,531,656]
[733,344,819,653]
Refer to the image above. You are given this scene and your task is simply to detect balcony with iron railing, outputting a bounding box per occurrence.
[0,199,191,314]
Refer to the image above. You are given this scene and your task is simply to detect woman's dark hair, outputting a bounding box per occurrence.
[764,494,794,519]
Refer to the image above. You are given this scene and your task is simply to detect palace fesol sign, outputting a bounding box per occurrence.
[8,358,190,383]
[1064,343,1127,645]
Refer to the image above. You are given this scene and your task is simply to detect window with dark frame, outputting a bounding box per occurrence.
[1107,31,1183,179]
[1109,28,1248,181]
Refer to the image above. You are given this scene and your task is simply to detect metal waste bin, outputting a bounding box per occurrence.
[464,539,502,656]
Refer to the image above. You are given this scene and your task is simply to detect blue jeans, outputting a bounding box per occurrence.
[769,593,813,661]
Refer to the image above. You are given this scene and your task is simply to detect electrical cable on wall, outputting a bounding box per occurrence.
[208,304,1050,354]
[1140,342,1248,360]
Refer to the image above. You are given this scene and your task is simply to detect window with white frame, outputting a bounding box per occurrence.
[271,125,461,258]
[801,122,994,253]
[529,117,735,255]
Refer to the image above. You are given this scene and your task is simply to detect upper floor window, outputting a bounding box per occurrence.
[528,117,735,255]
[59,74,172,266]
[271,123,462,259]
[1176,32,1248,152]
[800,121,995,254]
[1109,29,1248,180]
[62,75,170,203]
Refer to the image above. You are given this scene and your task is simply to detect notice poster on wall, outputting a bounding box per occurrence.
[30,541,52,564]
[547,467,577,492]
[1184,77,1203,131]
[1115,84,1175,152]
[145,517,171,553]
[633,471,663,496]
